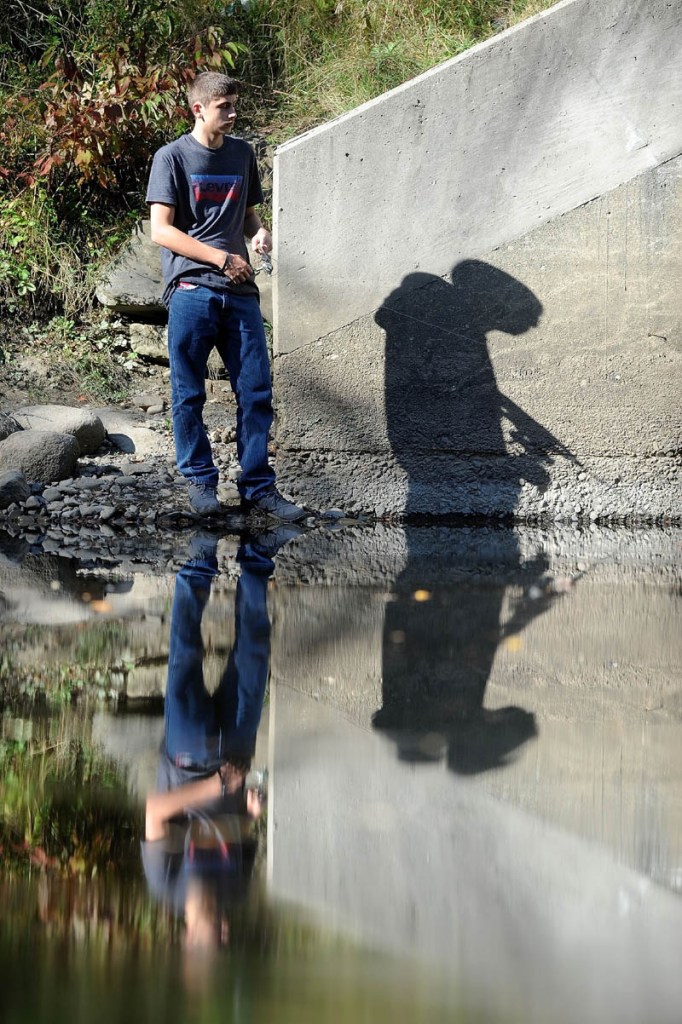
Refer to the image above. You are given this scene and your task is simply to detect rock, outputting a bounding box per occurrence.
[14,405,106,455]
[95,220,165,315]
[0,413,22,442]
[0,431,79,484]
[0,470,30,509]
[120,460,154,476]
[131,393,166,412]
[73,477,102,491]
[129,323,169,363]
[24,495,46,510]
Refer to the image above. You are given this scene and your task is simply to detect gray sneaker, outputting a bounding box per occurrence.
[242,487,308,522]
[187,481,221,515]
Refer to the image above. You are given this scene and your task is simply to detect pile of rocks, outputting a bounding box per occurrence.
[0,402,245,555]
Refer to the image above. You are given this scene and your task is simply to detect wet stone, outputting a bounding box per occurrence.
[120,461,155,476]
[24,496,46,510]
[78,527,101,540]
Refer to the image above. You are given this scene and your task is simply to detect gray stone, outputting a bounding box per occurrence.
[131,392,165,412]
[73,477,102,490]
[129,323,168,363]
[95,220,165,315]
[120,461,154,476]
[24,495,46,510]
[0,431,80,484]
[14,405,105,456]
[0,413,22,442]
[0,470,30,509]
[43,486,61,502]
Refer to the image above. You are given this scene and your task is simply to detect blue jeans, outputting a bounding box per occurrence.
[164,543,271,769]
[167,284,276,500]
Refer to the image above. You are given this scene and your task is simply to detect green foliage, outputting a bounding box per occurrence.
[234,0,520,130]
[13,314,137,400]
[0,0,243,317]
[0,710,140,876]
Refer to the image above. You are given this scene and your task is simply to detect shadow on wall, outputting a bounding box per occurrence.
[377,259,576,517]
[373,262,574,774]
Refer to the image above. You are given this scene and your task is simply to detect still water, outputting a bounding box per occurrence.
[1,523,680,1024]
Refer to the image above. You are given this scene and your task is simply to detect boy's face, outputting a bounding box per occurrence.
[194,94,238,136]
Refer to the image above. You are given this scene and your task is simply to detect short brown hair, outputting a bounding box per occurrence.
[188,72,240,110]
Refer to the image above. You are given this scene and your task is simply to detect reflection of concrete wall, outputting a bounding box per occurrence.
[273,0,682,517]
[269,688,682,1024]
[270,527,682,884]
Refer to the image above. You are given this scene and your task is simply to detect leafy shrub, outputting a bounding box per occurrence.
[0,0,243,316]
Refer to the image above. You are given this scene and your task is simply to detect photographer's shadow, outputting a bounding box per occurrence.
[373,261,574,774]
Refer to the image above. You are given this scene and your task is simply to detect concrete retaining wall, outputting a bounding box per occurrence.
[272,0,682,518]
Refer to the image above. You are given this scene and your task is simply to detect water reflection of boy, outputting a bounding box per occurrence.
[142,537,272,949]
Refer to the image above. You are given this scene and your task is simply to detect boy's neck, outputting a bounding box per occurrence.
[191,123,226,151]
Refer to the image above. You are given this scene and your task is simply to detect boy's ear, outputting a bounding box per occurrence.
[192,101,204,120]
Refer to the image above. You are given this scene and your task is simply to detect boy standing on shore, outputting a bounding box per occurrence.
[146,72,307,521]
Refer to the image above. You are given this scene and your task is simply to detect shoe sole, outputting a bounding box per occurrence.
[241,503,308,523]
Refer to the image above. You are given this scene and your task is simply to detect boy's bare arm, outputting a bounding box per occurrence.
[145,773,222,841]
[149,202,253,282]
[244,206,272,253]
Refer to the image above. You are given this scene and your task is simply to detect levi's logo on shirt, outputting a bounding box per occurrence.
[190,174,242,203]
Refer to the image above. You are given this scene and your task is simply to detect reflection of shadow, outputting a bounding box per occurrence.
[141,533,275,948]
[375,262,574,774]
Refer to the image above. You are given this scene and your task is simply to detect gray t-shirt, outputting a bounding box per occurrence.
[146,132,264,304]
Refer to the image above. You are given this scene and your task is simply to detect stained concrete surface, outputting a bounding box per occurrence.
[274,158,681,517]
[273,0,682,518]
[274,0,682,352]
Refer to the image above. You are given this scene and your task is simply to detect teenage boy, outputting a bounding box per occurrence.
[147,72,307,521]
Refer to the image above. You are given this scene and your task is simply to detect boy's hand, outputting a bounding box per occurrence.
[251,227,272,254]
[221,252,254,283]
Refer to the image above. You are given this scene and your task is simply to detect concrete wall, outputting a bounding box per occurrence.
[272,0,682,518]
